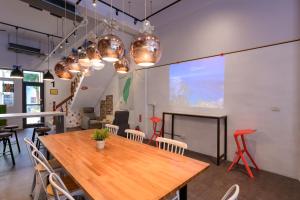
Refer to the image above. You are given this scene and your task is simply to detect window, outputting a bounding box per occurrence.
[0,69,12,78]
[0,80,14,106]
[23,71,43,83]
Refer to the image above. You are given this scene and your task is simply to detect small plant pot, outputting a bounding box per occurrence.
[96,140,105,150]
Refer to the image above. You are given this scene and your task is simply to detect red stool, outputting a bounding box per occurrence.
[227,129,259,178]
[148,117,162,145]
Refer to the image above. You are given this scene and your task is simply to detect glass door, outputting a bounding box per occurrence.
[23,73,44,127]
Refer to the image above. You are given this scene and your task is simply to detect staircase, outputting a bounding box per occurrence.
[52,64,115,128]
[52,73,83,128]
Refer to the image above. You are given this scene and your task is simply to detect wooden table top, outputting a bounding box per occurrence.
[39,130,209,200]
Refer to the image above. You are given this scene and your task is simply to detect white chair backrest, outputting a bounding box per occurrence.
[49,173,75,200]
[24,137,38,166]
[156,137,187,155]
[221,184,240,200]
[31,150,54,174]
[105,124,119,135]
[125,129,145,143]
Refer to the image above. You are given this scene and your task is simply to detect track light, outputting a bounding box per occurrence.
[65,39,69,44]
[60,44,63,49]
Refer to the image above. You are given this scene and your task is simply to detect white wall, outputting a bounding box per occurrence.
[140,0,300,179]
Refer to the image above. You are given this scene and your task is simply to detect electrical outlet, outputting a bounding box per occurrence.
[271,107,280,112]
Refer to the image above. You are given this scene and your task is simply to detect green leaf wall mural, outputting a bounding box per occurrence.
[123,77,131,103]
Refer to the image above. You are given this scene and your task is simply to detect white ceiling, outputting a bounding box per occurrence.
[90,0,179,20]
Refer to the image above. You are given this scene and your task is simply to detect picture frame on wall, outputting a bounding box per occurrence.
[50,89,58,95]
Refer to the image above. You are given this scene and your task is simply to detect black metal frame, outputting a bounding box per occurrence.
[76,0,181,23]
[22,81,45,128]
[162,112,228,165]
[0,21,62,39]
[0,134,15,166]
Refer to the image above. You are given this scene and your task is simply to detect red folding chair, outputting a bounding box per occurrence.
[227,129,259,178]
[148,117,162,145]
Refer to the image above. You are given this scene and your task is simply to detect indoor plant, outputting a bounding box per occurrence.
[92,128,109,149]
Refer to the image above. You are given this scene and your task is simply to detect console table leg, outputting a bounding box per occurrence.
[217,118,220,165]
[224,116,227,160]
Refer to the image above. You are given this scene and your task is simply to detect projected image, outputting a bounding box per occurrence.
[170,56,224,108]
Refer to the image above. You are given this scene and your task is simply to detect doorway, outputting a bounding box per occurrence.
[22,71,45,128]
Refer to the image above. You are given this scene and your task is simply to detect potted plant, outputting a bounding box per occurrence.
[92,128,109,149]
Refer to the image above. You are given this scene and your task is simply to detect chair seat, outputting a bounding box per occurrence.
[36,127,51,133]
[46,175,80,196]
[4,125,18,130]
[0,132,13,139]
[90,120,101,125]
[35,159,61,172]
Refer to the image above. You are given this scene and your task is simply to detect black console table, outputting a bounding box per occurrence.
[162,112,227,165]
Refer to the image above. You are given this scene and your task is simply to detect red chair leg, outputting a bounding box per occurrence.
[227,152,240,172]
[240,152,254,178]
[241,135,260,171]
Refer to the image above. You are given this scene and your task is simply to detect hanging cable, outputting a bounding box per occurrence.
[47,35,50,70]
[15,27,18,66]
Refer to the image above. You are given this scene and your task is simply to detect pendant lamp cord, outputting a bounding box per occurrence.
[74,1,77,37]
[128,1,131,15]
[144,0,147,20]
[85,0,88,47]
[110,0,113,33]
[64,0,67,55]
[15,27,18,66]
[47,35,50,71]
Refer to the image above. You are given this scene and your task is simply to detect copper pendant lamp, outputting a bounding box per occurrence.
[98,34,124,63]
[54,61,73,80]
[67,55,81,73]
[114,56,129,74]
[131,20,161,67]
[87,43,105,70]
[78,47,91,68]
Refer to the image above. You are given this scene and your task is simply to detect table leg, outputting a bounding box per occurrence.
[14,131,21,153]
[162,113,165,137]
[217,118,220,165]
[179,185,187,200]
[171,114,174,139]
[224,116,227,160]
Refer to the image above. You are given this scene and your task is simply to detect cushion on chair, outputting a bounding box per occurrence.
[84,113,96,120]
[0,132,13,139]
[46,175,80,196]
[35,159,61,172]
[90,120,101,125]
[4,125,18,129]
[36,127,51,133]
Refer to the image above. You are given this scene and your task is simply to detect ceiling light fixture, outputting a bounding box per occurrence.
[98,0,125,62]
[10,27,24,79]
[92,0,97,7]
[130,0,161,67]
[114,56,129,74]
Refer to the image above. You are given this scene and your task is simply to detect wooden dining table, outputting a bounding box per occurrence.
[39,129,209,200]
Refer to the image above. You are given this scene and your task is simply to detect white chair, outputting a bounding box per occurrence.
[156,137,188,155]
[31,150,83,200]
[105,124,119,135]
[221,184,240,200]
[24,137,62,199]
[49,173,75,200]
[125,129,145,143]
[156,137,188,200]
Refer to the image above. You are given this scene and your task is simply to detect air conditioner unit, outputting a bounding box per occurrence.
[8,43,44,56]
